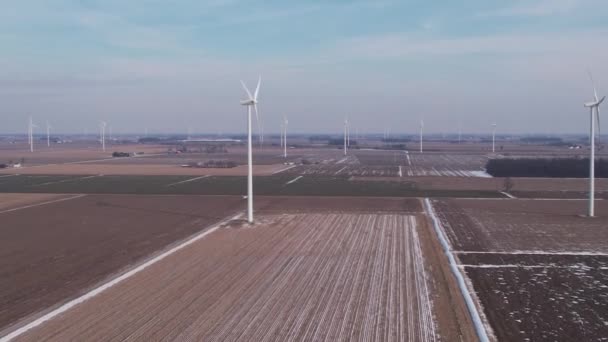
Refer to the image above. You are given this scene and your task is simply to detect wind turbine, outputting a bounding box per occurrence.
[346,117,350,147]
[419,120,424,153]
[344,118,348,156]
[99,121,107,152]
[280,121,284,152]
[283,116,288,158]
[240,76,261,224]
[584,72,605,217]
[458,122,462,144]
[46,121,52,147]
[28,116,37,152]
[491,123,497,153]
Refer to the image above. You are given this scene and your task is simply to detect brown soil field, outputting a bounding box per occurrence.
[417,141,608,156]
[433,198,608,252]
[11,209,476,342]
[354,176,608,193]
[0,194,244,330]
[0,193,76,211]
[255,196,422,214]
[428,198,608,341]
[0,143,167,166]
[0,163,289,176]
[463,254,608,341]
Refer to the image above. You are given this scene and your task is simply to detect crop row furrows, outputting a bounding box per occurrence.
[19,212,440,342]
[199,213,439,342]
[35,213,309,341]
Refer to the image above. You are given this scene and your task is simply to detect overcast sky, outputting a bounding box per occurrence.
[1,0,607,135]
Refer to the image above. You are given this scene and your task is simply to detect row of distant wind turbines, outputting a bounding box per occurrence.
[27,118,109,153]
[23,72,605,222]
[242,73,604,222]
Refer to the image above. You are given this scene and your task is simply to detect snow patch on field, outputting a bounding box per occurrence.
[465,170,492,178]
[285,176,303,185]
[271,164,298,175]
[166,175,210,187]
[500,191,516,199]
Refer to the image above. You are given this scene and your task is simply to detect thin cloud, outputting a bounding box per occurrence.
[478,0,582,17]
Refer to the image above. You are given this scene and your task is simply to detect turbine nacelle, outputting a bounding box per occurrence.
[240,99,257,106]
[585,96,605,108]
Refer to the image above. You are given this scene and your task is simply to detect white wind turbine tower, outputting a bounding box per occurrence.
[419,120,424,153]
[99,121,107,152]
[346,117,350,147]
[46,121,52,147]
[584,72,605,217]
[283,116,288,158]
[240,76,261,224]
[280,120,284,151]
[458,122,462,144]
[344,118,348,156]
[28,116,37,152]
[491,123,497,153]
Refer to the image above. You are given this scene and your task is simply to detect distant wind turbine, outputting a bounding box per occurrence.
[346,117,350,147]
[344,118,348,156]
[419,120,424,153]
[28,116,37,152]
[584,72,605,217]
[491,123,497,153]
[46,121,52,147]
[458,122,462,144]
[240,76,261,223]
[280,121,284,151]
[283,116,288,158]
[99,121,107,152]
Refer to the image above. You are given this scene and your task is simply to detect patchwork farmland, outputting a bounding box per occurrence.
[430,198,608,341]
[1,197,477,342]
[1,138,606,342]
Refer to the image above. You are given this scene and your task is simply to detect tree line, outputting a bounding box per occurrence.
[486,158,608,178]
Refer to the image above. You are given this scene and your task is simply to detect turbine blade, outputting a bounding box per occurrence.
[254,76,261,101]
[588,71,599,102]
[597,107,601,146]
[240,80,253,100]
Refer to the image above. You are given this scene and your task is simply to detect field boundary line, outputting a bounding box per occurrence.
[459,264,586,269]
[166,175,210,187]
[0,174,19,178]
[499,191,516,199]
[0,194,87,215]
[0,211,243,342]
[335,166,348,175]
[31,175,102,187]
[454,250,608,256]
[423,198,491,342]
[272,165,297,175]
[284,176,303,185]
